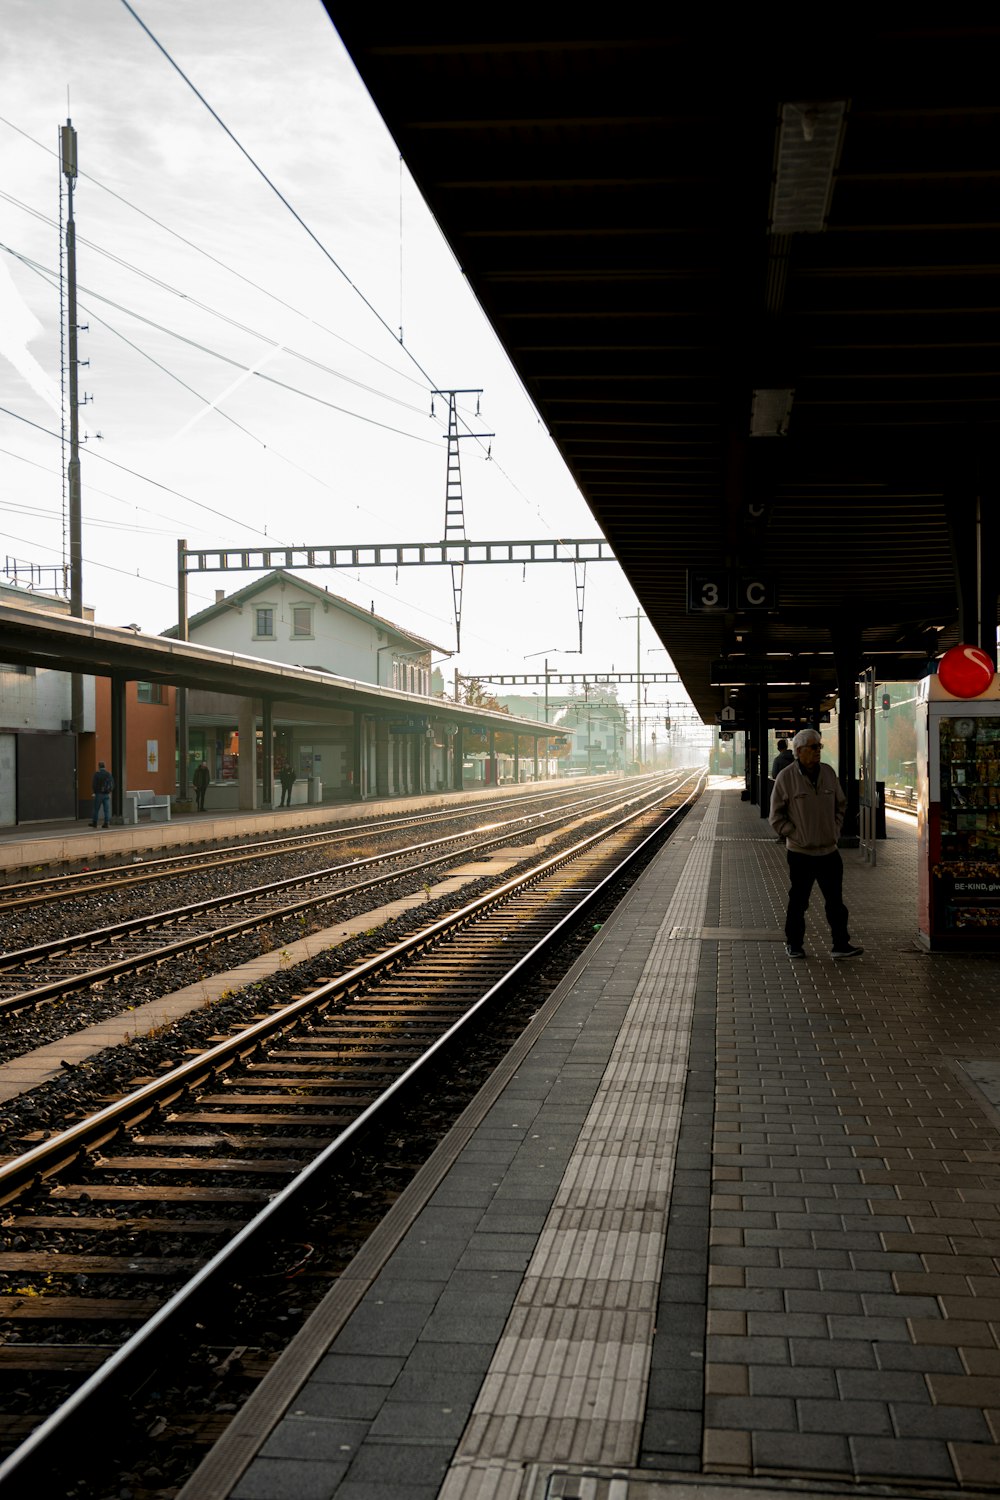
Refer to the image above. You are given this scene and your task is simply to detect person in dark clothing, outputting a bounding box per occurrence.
[771,738,794,778]
[193,761,210,812]
[279,764,296,807]
[90,762,113,828]
[769,729,863,961]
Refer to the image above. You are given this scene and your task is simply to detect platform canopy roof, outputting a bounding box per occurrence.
[325,11,1000,725]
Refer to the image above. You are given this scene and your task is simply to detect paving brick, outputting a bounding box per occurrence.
[939,1294,1000,1320]
[789,1338,877,1369]
[861,1293,940,1318]
[750,1363,837,1398]
[640,1408,702,1455]
[836,1368,928,1402]
[928,1373,1000,1406]
[909,1317,997,1348]
[949,1443,1000,1487]
[874,1344,964,1374]
[704,1362,748,1395]
[647,1366,704,1410]
[753,1430,851,1474]
[702,1427,751,1469]
[797,1397,892,1435]
[961,1348,1000,1375]
[705,1394,797,1430]
[892,1271,969,1297]
[850,1435,955,1482]
[784,1289,861,1315]
[707,1335,788,1365]
[889,1402,990,1441]
[708,1286,783,1312]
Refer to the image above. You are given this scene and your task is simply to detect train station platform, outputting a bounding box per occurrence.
[181,780,1000,1500]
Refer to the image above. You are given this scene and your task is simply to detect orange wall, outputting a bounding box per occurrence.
[84,679,177,797]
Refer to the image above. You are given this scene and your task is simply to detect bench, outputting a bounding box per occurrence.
[124,789,171,823]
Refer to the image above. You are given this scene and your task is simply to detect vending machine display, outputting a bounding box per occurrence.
[917,668,1000,948]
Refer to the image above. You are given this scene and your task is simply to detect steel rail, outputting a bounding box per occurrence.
[0,777,686,1014]
[0,770,704,1494]
[1,778,639,907]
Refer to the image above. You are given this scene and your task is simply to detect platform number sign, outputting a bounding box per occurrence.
[687,571,776,613]
[687,571,732,613]
[736,575,777,610]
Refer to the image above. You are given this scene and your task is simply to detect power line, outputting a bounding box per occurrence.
[0,403,276,538]
[121,1,433,380]
[0,187,439,414]
[0,113,430,393]
[1,242,445,451]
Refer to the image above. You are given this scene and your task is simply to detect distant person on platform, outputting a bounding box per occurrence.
[769,729,863,961]
[279,764,296,807]
[193,760,210,812]
[90,761,113,828]
[771,738,794,778]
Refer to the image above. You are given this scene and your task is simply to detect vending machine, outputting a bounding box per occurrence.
[917,646,1000,949]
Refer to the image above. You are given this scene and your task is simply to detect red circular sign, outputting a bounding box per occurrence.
[937,643,996,698]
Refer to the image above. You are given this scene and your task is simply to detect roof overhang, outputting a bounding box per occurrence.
[324,12,1000,723]
[0,605,543,735]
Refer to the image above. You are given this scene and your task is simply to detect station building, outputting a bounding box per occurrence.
[166,570,447,805]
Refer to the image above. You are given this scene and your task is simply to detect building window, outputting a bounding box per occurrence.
[254,606,275,639]
[291,605,313,638]
[136,681,164,704]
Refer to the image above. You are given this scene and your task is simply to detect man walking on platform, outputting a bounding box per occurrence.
[769,728,863,960]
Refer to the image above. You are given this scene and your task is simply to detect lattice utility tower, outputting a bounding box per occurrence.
[432,388,492,651]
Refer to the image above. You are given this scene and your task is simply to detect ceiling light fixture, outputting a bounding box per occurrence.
[750,387,795,437]
[770,100,848,235]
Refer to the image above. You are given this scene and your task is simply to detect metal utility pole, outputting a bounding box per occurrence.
[61,120,84,733]
[620,610,645,766]
[177,539,190,801]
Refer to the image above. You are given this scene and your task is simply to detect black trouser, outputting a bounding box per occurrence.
[785,850,851,950]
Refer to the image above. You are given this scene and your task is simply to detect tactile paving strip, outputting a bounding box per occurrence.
[439,802,720,1498]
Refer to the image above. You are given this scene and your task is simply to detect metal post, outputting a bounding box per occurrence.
[453,727,464,790]
[757,687,769,817]
[61,121,84,736]
[636,612,642,767]
[176,539,190,802]
[110,674,125,824]
[261,698,274,809]
[352,711,364,799]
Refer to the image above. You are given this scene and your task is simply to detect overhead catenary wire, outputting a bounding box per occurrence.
[0,113,429,394]
[0,242,443,449]
[0,189,438,415]
[2,109,603,572]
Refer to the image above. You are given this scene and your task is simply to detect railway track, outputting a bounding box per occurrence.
[0,770,704,1496]
[0,777,681,1017]
[0,779,639,910]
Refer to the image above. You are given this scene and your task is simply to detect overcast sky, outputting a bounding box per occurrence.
[0,0,694,724]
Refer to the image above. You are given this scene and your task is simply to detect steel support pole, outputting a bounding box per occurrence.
[757,687,770,817]
[177,539,190,801]
[110,674,126,824]
[261,698,274,808]
[453,728,464,790]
